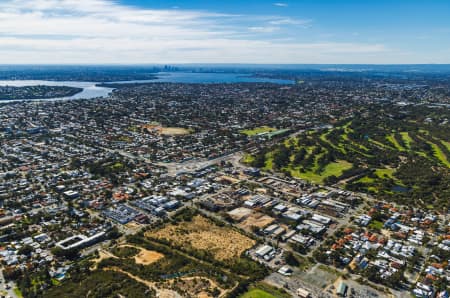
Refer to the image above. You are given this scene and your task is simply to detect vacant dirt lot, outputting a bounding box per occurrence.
[228,207,253,221]
[135,248,164,265]
[146,215,255,262]
[141,124,190,136]
[238,212,275,232]
[118,244,164,265]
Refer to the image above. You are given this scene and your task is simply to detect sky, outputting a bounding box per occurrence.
[0,0,449,64]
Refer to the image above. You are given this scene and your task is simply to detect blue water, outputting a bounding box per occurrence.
[110,72,294,84]
[0,80,114,102]
[391,185,410,193]
[0,72,294,102]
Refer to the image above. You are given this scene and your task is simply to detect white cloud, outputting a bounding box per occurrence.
[0,0,392,63]
[273,3,288,7]
[268,17,311,26]
[248,26,280,33]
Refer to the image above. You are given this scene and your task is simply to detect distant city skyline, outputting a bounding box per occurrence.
[0,0,449,64]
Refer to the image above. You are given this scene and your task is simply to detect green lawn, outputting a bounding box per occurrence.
[240,283,291,298]
[240,289,277,298]
[14,288,23,298]
[112,162,124,170]
[243,154,255,164]
[240,126,276,136]
[368,220,384,230]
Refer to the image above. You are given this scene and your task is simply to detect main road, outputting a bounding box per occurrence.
[155,151,245,176]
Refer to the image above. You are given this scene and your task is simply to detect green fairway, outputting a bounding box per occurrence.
[358,176,375,184]
[290,160,352,184]
[322,160,353,176]
[442,141,450,151]
[291,169,324,184]
[386,134,405,151]
[374,168,395,179]
[263,153,274,171]
[320,131,345,153]
[369,139,394,150]
[240,126,276,136]
[428,141,450,167]
[400,132,412,149]
[245,114,450,210]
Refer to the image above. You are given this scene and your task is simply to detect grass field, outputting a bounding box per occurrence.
[240,289,276,298]
[240,126,277,136]
[240,283,291,298]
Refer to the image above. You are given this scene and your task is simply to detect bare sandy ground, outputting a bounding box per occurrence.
[119,244,164,265]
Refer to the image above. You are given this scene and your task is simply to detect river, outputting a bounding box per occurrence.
[0,72,294,102]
